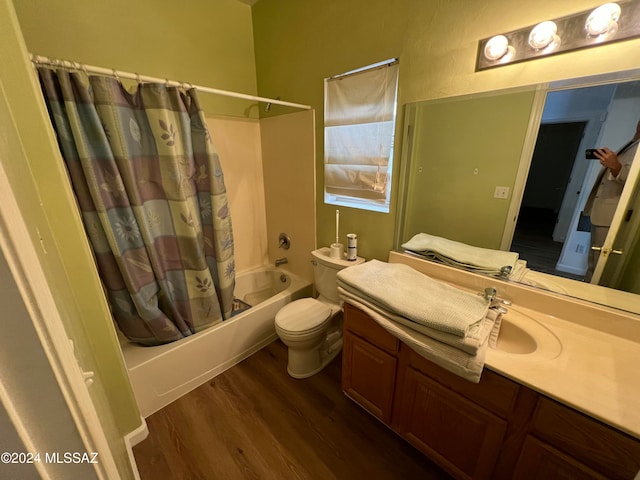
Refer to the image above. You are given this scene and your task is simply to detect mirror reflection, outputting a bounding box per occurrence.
[397,72,640,315]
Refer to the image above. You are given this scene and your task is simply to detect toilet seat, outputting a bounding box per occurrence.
[275,298,331,335]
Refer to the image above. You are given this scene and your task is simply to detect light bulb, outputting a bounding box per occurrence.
[529,21,558,49]
[484,35,509,61]
[585,3,621,36]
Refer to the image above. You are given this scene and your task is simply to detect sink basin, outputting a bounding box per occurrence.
[491,308,562,360]
[495,319,537,354]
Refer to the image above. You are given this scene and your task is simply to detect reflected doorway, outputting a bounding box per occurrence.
[511,121,586,279]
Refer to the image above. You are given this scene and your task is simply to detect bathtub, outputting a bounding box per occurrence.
[120,266,312,417]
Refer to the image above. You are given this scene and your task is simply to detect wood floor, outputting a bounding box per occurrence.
[511,206,583,280]
[133,340,452,480]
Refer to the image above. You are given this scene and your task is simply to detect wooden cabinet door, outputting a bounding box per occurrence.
[513,435,609,480]
[396,367,507,480]
[527,398,640,479]
[342,330,397,423]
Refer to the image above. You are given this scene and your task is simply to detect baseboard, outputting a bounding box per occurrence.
[555,262,586,276]
[124,417,149,480]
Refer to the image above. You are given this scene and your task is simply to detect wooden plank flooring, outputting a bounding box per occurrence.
[133,340,452,480]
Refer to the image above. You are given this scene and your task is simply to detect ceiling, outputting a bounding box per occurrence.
[236,0,260,5]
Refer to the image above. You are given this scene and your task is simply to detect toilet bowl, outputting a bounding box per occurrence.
[274,247,364,379]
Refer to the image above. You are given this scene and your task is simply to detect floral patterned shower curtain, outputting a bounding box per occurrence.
[38,68,235,346]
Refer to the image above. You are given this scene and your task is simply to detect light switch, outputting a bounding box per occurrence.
[494,186,510,199]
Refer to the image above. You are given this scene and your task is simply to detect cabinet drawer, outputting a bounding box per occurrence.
[344,303,399,354]
[407,349,519,418]
[513,435,609,480]
[530,397,640,479]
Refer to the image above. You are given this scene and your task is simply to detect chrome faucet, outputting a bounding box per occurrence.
[481,287,511,313]
[275,257,288,267]
[498,265,512,279]
[483,287,497,302]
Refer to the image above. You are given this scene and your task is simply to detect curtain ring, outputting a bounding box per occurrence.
[165,78,170,88]
[112,68,120,82]
[135,72,142,84]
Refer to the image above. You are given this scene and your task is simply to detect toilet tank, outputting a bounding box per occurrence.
[311,247,364,304]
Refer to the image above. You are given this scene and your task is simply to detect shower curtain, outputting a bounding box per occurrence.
[38,68,235,346]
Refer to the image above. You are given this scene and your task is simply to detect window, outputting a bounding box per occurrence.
[324,59,399,213]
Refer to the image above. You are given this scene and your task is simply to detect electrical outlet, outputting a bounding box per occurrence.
[494,186,510,199]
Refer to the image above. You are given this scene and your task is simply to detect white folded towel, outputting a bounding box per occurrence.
[339,286,500,355]
[401,233,519,276]
[336,259,489,337]
[342,295,489,383]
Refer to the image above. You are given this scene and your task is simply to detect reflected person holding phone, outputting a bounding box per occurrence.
[583,118,640,282]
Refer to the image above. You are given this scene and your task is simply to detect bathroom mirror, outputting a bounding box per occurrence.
[396,69,640,315]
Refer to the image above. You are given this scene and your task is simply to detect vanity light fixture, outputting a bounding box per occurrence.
[476,0,640,70]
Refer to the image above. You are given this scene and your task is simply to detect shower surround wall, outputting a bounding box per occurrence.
[207,112,316,282]
[207,116,270,272]
[261,110,316,282]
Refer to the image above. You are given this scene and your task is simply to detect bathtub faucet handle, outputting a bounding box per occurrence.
[278,233,291,250]
[275,257,288,267]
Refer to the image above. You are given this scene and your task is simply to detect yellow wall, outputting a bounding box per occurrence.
[14,0,258,117]
[252,0,640,260]
[403,89,537,249]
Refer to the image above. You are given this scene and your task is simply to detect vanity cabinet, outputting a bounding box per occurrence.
[342,304,640,480]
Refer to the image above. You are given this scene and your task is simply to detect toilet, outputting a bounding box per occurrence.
[275,247,365,378]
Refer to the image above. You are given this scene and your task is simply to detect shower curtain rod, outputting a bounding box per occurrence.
[30,54,311,110]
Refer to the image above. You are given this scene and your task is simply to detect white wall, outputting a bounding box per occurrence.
[261,110,316,282]
[207,116,269,273]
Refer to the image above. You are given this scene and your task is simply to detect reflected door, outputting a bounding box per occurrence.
[591,147,640,285]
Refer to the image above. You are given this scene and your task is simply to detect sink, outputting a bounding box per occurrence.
[495,319,537,354]
[491,308,562,360]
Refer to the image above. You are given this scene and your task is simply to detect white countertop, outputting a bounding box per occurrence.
[487,304,640,440]
[388,251,640,440]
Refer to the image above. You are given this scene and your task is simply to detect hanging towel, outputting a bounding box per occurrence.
[336,260,489,337]
[401,233,519,276]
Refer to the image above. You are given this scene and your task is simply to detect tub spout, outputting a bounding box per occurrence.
[275,257,288,267]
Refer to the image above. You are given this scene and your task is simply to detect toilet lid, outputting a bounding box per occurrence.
[275,298,331,333]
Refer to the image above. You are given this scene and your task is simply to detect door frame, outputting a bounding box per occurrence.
[0,159,122,479]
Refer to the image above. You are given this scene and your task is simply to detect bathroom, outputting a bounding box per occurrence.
[1,0,640,479]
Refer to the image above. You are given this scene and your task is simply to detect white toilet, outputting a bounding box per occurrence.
[275,247,365,379]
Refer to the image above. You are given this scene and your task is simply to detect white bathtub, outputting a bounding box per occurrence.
[120,266,312,417]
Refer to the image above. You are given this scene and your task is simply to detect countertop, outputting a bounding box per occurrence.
[487,304,640,440]
[388,250,640,440]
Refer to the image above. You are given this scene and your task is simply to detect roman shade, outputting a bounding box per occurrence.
[324,61,399,212]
